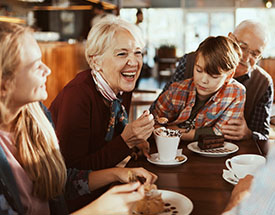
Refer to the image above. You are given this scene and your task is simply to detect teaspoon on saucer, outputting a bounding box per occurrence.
[223,169,239,185]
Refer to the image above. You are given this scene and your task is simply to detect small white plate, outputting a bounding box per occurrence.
[187,141,239,157]
[132,190,193,215]
[147,152,187,166]
[222,169,239,185]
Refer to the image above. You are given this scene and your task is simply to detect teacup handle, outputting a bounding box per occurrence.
[225,159,233,172]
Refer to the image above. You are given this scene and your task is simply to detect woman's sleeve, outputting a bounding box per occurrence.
[50,85,132,170]
[0,194,18,215]
[65,168,91,200]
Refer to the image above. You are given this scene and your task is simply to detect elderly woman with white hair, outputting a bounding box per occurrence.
[49,17,155,210]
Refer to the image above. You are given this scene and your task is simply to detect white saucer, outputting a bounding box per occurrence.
[222,169,239,185]
[187,141,239,157]
[147,152,187,166]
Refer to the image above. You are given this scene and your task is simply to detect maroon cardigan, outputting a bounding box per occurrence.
[50,70,133,171]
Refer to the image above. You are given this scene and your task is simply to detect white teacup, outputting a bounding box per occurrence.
[153,127,180,161]
[225,154,266,179]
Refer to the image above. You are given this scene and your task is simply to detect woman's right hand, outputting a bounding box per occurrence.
[114,167,158,185]
[121,110,155,148]
[76,182,144,215]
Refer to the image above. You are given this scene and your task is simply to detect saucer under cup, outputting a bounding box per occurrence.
[225,154,266,179]
[154,129,180,162]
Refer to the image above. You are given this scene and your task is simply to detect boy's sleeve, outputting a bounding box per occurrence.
[152,84,181,121]
[213,86,246,135]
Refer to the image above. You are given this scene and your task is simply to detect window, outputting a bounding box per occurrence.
[185,11,234,53]
[120,7,275,65]
[120,8,184,67]
[236,8,275,58]
[185,12,208,53]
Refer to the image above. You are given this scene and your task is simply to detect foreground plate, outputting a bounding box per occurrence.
[147,152,187,166]
[187,141,239,157]
[133,190,193,215]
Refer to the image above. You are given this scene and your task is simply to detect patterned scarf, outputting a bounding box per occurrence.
[91,70,128,141]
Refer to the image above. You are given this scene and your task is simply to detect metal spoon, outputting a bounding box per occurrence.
[156,117,168,125]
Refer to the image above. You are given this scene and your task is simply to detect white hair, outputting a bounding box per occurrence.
[234,20,269,46]
[85,16,145,69]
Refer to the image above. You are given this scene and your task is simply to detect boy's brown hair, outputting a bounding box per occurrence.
[195,36,241,76]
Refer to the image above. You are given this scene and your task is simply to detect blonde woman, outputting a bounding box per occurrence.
[0,21,157,215]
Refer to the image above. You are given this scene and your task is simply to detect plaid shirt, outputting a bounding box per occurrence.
[153,54,273,140]
[152,78,246,135]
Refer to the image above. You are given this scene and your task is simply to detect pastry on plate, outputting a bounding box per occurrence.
[129,171,165,215]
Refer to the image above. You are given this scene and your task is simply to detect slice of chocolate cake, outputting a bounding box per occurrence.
[198,134,224,150]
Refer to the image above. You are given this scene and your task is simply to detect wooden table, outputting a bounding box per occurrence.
[127,139,262,215]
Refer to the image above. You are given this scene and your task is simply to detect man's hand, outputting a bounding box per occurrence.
[221,114,252,140]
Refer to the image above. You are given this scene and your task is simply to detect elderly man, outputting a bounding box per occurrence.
[151,20,273,141]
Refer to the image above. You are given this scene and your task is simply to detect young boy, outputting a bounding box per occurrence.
[152,36,246,141]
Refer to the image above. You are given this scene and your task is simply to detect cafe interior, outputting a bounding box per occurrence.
[1,0,275,214]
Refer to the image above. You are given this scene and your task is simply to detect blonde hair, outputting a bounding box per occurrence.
[85,16,145,70]
[0,21,66,201]
[195,36,241,76]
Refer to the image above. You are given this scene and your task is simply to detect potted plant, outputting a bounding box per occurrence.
[157,44,176,58]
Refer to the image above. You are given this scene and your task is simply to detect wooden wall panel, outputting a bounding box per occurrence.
[39,42,89,108]
[259,58,275,101]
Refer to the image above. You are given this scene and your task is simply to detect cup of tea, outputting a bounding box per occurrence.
[153,127,181,161]
[225,154,266,179]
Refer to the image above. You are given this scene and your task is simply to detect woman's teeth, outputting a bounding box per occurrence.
[122,72,136,77]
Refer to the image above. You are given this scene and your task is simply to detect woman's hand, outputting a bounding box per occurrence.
[121,110,155,148]
[87,167,157,191]
[115,167,158,185]
[135,140,150,158]
[74,182,144,215]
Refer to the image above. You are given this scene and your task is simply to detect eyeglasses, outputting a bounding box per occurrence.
[231,34,262,60]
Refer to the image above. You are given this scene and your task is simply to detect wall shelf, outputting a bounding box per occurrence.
[0,16,26,24]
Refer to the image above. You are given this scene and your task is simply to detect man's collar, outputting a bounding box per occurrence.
[234,70,251,83]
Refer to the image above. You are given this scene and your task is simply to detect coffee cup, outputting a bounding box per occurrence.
[225,154,266,179]
[153,127,181,161]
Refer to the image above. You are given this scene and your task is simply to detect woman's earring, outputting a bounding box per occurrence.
[95,66,101,72]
